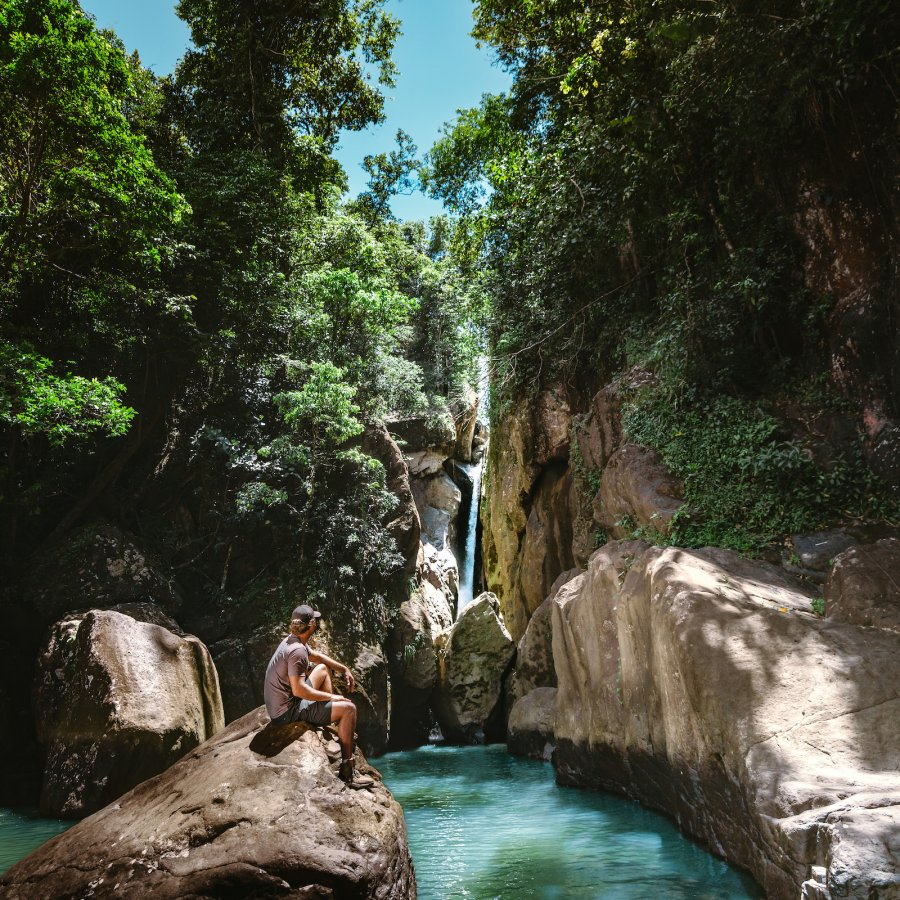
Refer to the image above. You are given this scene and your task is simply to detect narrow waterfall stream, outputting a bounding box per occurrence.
[454,458,483,614]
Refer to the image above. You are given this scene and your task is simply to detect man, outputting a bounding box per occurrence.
[264,604,374,789]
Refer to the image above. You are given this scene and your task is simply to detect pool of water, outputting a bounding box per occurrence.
[0,807,71,875]
[377,744,764,900]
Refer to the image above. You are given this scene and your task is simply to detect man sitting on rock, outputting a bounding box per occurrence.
[264,604,374,789]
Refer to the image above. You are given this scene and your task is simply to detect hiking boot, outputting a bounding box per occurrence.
[338,759,375,790]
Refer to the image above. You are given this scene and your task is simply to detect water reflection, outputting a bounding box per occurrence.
[0,807,70,875]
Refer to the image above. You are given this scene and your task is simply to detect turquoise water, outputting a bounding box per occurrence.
[377,744,764,900]
[0,807,71,874]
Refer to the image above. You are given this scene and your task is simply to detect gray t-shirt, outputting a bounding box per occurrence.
[264,636,310,719]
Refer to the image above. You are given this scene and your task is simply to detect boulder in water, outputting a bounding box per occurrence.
[34,606,224,818]
[552,541,900,898]
[0,707,415,899]
[508,687,557,761]
[432,592,516,742]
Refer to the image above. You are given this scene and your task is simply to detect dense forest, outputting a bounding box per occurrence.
[0,0,484,651]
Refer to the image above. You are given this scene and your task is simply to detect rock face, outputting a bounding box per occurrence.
[824,538,900,633]
[210,623,285,724]
[551,541,900,899]
[34,607,224,818]
[594,443,684,538]
[411,471,461,552]
[0,707,415,899]
[21,524,182,630]
[432,593,516,742]
[505,568,580,710]
[481,384,576,641]
[507,687,557,761]
[386,586,450,747]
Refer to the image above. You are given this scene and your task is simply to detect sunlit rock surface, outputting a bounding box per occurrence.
[1,708,415,899]
[34,606,223,818]
[551,541,900,899]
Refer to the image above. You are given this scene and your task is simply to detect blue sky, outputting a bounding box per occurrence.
[81,0,510,221]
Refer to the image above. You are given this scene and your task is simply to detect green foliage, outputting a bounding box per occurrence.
[811,597,826,617]
[0,343,134,444]
[623,390,899,553]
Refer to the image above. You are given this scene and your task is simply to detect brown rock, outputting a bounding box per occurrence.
[0,707,415,899]
[451,387,479,461]
[507,687,557,761]
[410,471,461,552]
[552,541,900,898]
[34,608,224,818]
[594,443,684,538]
[824,538,900,633]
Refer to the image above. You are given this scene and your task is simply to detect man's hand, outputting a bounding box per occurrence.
[342,666,356,691]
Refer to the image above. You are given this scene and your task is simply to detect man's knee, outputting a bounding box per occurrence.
[332,699,356,719]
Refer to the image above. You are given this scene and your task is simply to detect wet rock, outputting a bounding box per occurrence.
[552,541,900,898]
[0,707,414,899]
[432,593,516,743]
[34,607,224,818]
[593,443,684,538]
[824,538,900,633]
[508,687,557,761]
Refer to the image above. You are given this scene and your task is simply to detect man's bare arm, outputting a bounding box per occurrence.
[289,674,341,703]
[308,648,356,691]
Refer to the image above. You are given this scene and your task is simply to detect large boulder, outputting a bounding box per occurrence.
[593,443,684,539]
[432,592,516,742]
[552,541,900,899]
[386,585,449,748]
[389,411,457,478]
[20,524,181,631]
[0,707,415,899]
[824,537,900,633]
[34,606,224,818]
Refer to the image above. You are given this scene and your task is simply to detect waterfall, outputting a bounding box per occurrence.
[455,459,483,613]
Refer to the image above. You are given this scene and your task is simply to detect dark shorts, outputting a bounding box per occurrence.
[272,678,333,727]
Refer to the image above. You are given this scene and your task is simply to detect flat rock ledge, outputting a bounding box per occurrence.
[1,707,416,899]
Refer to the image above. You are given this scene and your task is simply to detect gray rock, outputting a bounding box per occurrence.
[784,529,861,583]
[0,707,415,899]
[432,593,516,742]
[552,541,900,899]
[411,471,461,551]
[34,607,224,817]
[824,538,900,633]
